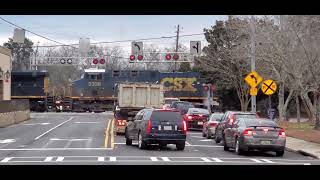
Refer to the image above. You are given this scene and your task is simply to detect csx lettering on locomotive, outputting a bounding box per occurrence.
[161,77,197,92]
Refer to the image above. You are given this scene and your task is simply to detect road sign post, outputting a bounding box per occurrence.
[261,79,277,120]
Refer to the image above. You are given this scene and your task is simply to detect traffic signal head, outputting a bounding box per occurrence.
[165,54,172,60]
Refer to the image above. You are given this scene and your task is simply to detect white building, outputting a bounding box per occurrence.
[0,46,12,100]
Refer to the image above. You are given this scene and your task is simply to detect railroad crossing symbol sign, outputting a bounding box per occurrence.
[244,71,263,87]
[250,87,258,96]
[131,41,143,55]
[261,79,277,95]
[190,41,201,55]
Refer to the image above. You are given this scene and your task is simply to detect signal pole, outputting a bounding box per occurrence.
[250,15,256,113]
[173,24,180,98]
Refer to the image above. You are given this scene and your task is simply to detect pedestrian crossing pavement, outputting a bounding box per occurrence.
[0,156,316,165]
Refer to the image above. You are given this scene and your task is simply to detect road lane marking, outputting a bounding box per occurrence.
[250,159,263,163]
[64,141,72,148]
[35,117,74,140]
[200,139,213,142]
[110,157,117,162]
[212,158,223,162]
[23,123,51,125]
[104,119,112,148]
[185,141,191,145]
[1,157,12,162]
[44,157,53,162]
[150,157,158,161]
[190,136,205,138]
[261,159,275,163]
[0,139,16,143]
[0,148,113,151]
[201,158,212,162]
[113,143,222,148]
[304,163,311,165]
[74,122,100,124]
[50,138,92,141]
[111,119,115,149]
[98,157,105,162]
[161,157,170,161]
[56,157,64,162]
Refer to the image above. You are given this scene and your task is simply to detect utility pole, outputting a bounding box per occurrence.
[250,15,256,113]
[173,24,180,98]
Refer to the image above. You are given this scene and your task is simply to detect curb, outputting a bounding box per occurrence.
[285,147,319,159]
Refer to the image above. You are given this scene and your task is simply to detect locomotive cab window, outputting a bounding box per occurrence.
[113,71,120,77]
[90,75,97,80]
[97,74,102,80]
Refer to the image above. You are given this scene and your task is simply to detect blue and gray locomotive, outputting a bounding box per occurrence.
[70,69,207,112]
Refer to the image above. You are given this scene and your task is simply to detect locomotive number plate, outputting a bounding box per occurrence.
[88,82,102,86]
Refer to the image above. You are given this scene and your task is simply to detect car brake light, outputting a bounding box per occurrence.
[279,128,286,137]
[210,123,217,128]
[243,128,253,136]
[183,121,187,133]
[187,115,192,120]
[116,120,126,126]
[146,120,151,134]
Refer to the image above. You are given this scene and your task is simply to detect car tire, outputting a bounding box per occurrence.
[235,138,244,155]
[215,133,221,144]
[138,132,147,149]
[276,150,285,157]
[176,142,185,151]
[223,135,229,151]
[207,131,211,139]
[202,131,206,137]
[159,144,167,149]
[125,130,132,145]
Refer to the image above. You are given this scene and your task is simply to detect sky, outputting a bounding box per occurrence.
[0,15,227,54]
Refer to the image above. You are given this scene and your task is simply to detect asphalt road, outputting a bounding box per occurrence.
[0,112,319,165]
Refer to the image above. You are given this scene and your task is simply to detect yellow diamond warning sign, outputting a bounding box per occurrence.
[261,79,277,95]
[244,71,263,88]
[250,87,258,96]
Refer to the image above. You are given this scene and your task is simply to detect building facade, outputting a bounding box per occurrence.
[0,46,12,100]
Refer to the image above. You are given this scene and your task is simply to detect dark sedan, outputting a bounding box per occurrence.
[223,118,286,157]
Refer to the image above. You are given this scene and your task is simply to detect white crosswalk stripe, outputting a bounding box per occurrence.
[98,157,105,162]
[1,157,12,162]
[212,158,223,162]
[161,157,170,161]
[56,157,64,162]
[150,157,158,161]
[261,159,275,163]
[110,157,117,162]
[201,158,212,162]
[250,159,263,163]
[44,157,53,162]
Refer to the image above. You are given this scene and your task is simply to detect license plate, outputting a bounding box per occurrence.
[198,121,203,125]
[163,126,172,130]
[260,140,271,145]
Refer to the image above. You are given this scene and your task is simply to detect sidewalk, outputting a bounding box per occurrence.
[286,136,320,159]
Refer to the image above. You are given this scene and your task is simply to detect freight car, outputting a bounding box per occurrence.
[11,71,49,112]
[70,69,207,112]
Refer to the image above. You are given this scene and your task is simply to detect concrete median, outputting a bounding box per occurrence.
[0,100,30,128]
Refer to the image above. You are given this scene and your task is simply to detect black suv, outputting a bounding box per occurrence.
[125,108,187,150]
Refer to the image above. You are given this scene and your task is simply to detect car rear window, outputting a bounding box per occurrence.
[234,114,256,120]
[244,119,278,127]
[114,112,128,120]
[165,99,178,104]
[210,114,224,121]
[151,111,182,122]
[188,108,209,115]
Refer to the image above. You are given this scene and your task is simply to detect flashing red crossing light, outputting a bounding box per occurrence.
[137,55,143,61]
[165,54,172,60]
[130,55,135,61]
[203,85,209,91]
[99,59,105,64]
[173,53,179,60]
[211,84,216,92]
[92,58,99,64]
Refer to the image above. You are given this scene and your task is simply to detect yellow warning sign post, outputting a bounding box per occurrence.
[261,79,277,95]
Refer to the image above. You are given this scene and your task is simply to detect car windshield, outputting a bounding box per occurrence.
[188,108,209,115]
[151,111,182,122]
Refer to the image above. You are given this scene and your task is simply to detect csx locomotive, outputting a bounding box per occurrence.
[11,69,207,112]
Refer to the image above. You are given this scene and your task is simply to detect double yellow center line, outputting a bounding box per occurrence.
[104,119,115,149]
